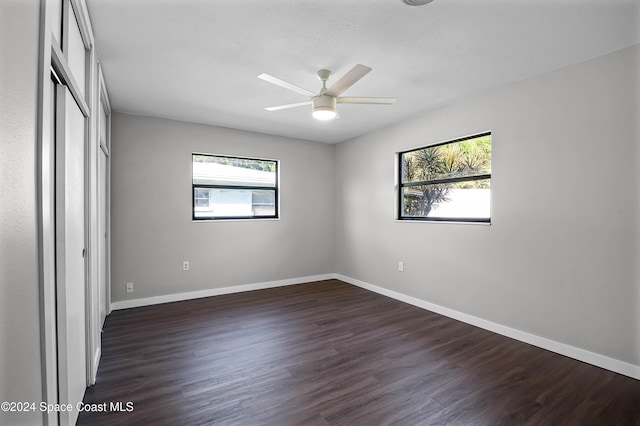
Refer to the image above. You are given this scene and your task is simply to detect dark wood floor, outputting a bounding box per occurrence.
[78,279,640,425]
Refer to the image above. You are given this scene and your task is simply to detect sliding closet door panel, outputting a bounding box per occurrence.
[56,87,87,426]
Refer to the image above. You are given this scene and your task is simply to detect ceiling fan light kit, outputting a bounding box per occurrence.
[258,64,396,121]
[402,0,435,5]
[312,95,337,120]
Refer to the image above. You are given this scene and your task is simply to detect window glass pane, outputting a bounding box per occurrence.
[402,134,491,183]
[401,178,490,220]
[193,188,276,218]
[193,154,276,187]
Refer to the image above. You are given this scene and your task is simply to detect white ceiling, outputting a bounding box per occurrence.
[86,0,639,144]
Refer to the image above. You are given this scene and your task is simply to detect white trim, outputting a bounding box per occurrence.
[98,63,111,114]
[393,220,492,226]
[335,274,640,380]
[39,12,59,423]
[192,218,281,223]
[111,274,336,310]
[70,0,94,49]
[91,346,101,384]
[85,40,99,388]
[97,62,112,318]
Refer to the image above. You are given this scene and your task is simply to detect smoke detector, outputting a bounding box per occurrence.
[403,0,435,5]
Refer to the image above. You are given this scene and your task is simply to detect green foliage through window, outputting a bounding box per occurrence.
[399,133,491,222]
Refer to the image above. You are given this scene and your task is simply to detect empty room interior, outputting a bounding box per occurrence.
[2,0,640,425]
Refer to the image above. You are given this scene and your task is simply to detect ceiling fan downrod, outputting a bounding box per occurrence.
[317,69,332,95]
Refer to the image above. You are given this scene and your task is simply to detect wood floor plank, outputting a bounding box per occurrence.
[78,279,640,425]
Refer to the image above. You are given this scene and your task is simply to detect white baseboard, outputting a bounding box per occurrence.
[111,274,336,310]
[336,274,640,381]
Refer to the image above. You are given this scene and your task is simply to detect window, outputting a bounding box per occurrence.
[192,154,278,220]
[399,132,491,223]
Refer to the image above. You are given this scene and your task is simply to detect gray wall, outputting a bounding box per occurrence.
[0,0,44,425]
[335,45,639,366]
[111,113,335,302]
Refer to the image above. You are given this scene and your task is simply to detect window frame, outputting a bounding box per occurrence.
[192,153,279,221]
[398,131,492,223]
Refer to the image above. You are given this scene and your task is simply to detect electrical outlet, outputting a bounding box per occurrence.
[398,261,404,272]
[126,282,134,293]
[183,261,190,271]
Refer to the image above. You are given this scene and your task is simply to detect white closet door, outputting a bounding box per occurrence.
[56,86,87,426]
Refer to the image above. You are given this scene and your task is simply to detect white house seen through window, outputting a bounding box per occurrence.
[192,154,278,220]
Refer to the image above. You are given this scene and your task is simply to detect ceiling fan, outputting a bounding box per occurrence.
[258,64,396,121]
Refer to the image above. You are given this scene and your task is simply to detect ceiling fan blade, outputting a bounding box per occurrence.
[325,64,372,97]
[258,73,316,97]
[337,97,397,105]
[265,101,312,111]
